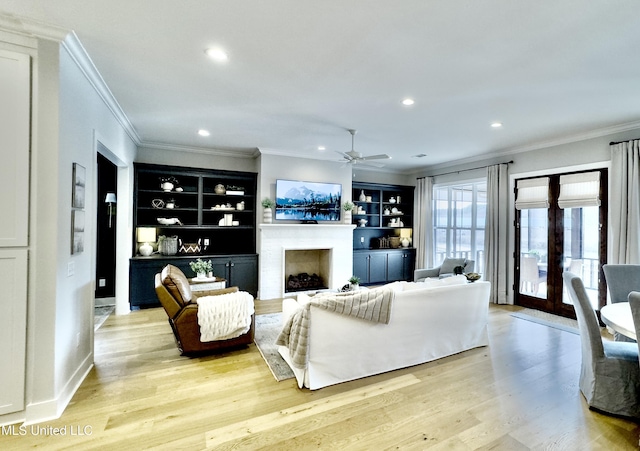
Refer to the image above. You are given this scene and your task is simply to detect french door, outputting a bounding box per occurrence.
[515,169,607,318]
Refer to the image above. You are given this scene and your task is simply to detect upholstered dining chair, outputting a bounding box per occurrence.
[563,272,640,419]
[603,264,640,342]
[629,292,640,365]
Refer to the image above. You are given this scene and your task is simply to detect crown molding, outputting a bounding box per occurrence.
[0,13,68,41]
[410,119,640,177]
[490,119,640,159]
[62,32,141,145]
[141,141,260,159]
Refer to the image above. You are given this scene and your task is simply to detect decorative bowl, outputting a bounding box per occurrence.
[465,273,481,282]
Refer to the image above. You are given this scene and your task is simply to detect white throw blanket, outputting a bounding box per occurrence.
[196,291,254,342]
[276,287,394,369]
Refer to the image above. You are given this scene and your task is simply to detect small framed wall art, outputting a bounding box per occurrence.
[71,209,85,254]
[72,163,86,209]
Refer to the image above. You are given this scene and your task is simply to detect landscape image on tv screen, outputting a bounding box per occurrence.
[275,179,342,221]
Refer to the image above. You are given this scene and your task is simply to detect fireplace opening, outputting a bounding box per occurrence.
[287,273,326,292]
[284,248,331,294]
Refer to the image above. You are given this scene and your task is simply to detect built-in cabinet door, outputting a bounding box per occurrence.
[0,250,28,415]
[368,253,388,284]
[0,50,30,247]
[387,252,404,281]
[353,253,370,284]
[0,50,30,416]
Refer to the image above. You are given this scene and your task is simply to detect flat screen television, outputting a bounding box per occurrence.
[275,179,342,221]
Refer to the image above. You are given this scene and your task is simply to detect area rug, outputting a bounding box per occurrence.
[254,313,295,381]
[94,305,115,331]
[511,308,579,335]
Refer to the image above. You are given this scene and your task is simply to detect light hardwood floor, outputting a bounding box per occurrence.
[2,302,639,450]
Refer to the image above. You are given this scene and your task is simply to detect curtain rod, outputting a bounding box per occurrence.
[417,160,513,179]
[609,139,640,145]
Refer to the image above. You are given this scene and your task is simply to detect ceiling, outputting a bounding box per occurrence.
[2,1,640,173]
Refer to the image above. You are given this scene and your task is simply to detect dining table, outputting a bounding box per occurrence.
[600,302,636,341]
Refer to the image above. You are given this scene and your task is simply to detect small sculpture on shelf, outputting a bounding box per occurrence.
[160,176,179,192]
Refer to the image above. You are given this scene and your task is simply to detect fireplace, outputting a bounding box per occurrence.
[258,224,355,299]
[284,248,331,293]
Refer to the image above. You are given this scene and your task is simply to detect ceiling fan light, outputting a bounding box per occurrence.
[491,122,503,128]
[402,98,415,106]
[198,129,210,136]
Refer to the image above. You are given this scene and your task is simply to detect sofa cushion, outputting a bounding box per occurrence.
[440,258,468,275]
[440,275,468,285]
[161,264,193,306]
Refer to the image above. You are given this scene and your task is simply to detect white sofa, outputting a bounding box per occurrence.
[278,277,491,390]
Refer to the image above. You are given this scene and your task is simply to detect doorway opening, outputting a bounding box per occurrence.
[95,151,117,310]
[514,169,607,318]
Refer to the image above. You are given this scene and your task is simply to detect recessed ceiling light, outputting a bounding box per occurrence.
[205,47,229,62]
[491,122,503,128]
[318,146,326,151]
[198,129,210,137]
[402,98,415,106]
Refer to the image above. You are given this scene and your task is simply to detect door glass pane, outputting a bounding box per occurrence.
[562,206,600,308]
[519,209,548,299]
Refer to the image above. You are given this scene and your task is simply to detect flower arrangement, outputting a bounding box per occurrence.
[342,201,355,212]
[189,258,213,276]
[349,275,361,285]
[261,198,276,209]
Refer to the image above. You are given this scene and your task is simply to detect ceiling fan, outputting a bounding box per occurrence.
[336,129,391,168]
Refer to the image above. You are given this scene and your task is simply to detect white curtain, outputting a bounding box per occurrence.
[414,177,433,270]
[484,164,510,304]
[610,140,640,264]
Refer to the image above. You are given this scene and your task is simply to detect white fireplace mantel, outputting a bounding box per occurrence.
[258,224,355,300]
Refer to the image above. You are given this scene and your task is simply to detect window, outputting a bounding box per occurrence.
[433,181,486,273]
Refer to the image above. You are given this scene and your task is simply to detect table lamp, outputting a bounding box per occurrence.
[137,227,156,256]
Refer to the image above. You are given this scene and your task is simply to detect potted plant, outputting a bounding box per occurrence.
[189,258,213,279]
[342,201,355,224]
[349,275,361,290]
[262,198,276,223]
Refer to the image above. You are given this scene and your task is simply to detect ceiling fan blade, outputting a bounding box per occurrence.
[335,150,352,160]
[362,154,391,161]
[359,160,386,168]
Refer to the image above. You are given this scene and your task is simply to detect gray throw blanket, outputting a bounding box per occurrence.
[275,287,395,369]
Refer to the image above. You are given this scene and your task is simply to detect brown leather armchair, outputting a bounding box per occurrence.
[154,264,255,355]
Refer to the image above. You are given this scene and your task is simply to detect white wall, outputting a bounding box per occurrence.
[0,32,137,426]
[136,145,259,173]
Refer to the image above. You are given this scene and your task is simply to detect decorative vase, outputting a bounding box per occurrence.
[359,190,366,202]
[344,210,352,224]
[350,283,359,291]
[161,182,174,192]
[401,238,410,248]
[196,272,206,279]
[263,207,273,223]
